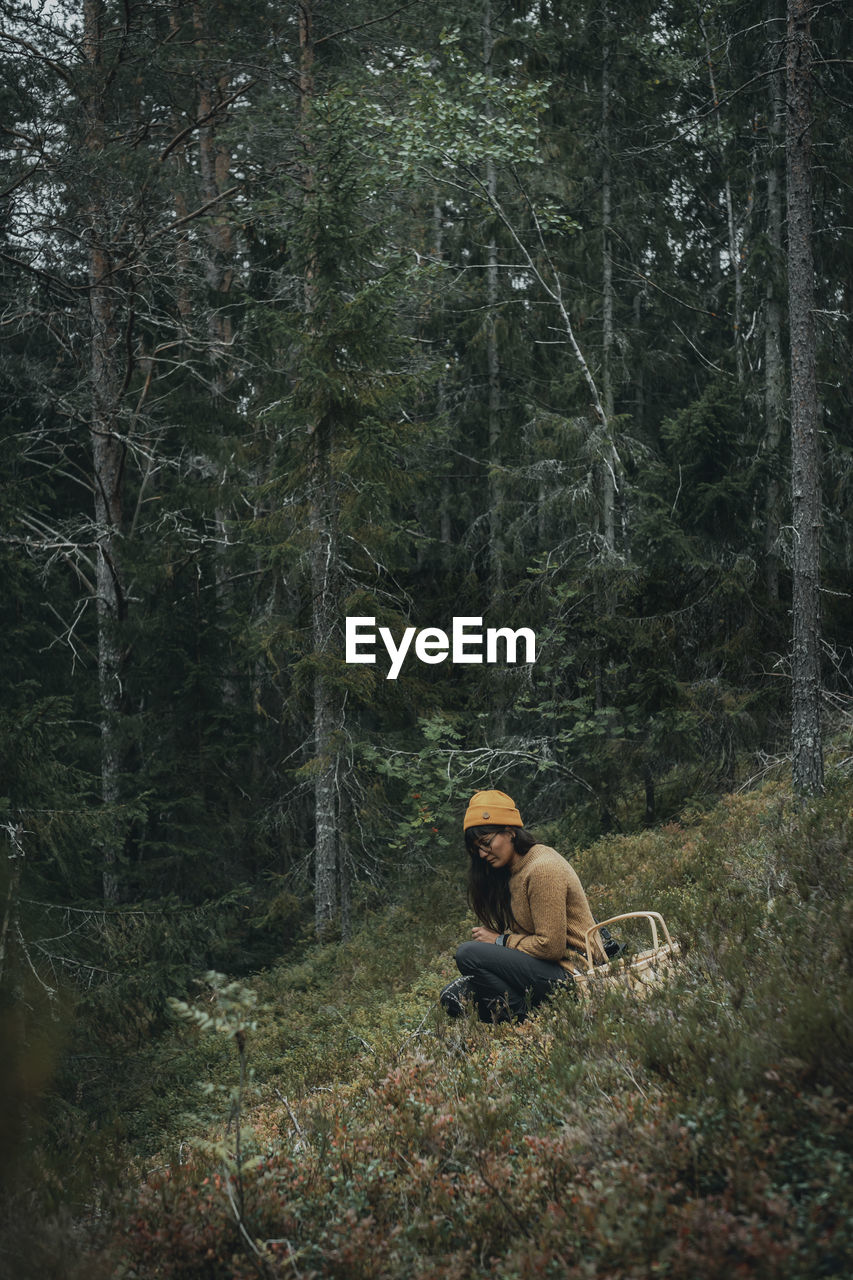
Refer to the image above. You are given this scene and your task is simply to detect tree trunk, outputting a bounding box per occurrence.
[786,0,823,795]
[593,3,619,719]
[433,194,453,561]
[338,782,352,942]
[193,2,240,709]
[486,163,503,594]
[643,762,655,828]
[698,2,745,382]
[300,0,340,934]
[600,6,616,553]
[483,2,503,598]
[764,0,786,601]
[632,288,644,434]
[195,5,235,390]
[84,0,126,903]
[0,827,24,985]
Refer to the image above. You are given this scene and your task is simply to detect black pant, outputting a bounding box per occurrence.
[440,940,573,1023]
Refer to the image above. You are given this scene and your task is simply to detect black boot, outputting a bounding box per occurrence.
[439,975,474,1018]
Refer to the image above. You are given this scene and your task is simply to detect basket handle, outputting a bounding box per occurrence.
[583,911,674,972]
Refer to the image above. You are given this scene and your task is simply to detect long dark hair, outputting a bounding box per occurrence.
[464,824,538,932]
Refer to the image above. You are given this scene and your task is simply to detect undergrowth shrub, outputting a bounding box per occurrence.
[93,773,853,1278]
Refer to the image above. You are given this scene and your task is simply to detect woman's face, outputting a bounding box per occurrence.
[475,828,519,871]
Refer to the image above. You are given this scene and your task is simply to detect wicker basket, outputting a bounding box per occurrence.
[569,911,681,999]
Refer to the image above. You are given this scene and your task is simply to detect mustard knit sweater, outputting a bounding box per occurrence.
[506,844,605,971]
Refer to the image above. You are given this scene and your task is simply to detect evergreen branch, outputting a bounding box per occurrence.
[452,158,607,434]
[151,185,242,241]
[314,1,422,47]
[15,922,57,1000]
[19,897,227,917]
[15,511,99,571]
[620,265,719,317]
[0,250,82,300]
[671,319,731,376]
[159,79,259,162]
[0,29,77,89]
[41,600,95,670]
[624,68,781,158]
[30,942,114,980]
[0,162,43,200]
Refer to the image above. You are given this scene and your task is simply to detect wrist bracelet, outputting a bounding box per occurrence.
[495,932,507,946]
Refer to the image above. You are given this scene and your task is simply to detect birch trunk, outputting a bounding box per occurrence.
[786,0,823,795]
[84,0,126,903]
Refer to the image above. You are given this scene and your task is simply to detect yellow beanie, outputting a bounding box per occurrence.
[463,789,523,830]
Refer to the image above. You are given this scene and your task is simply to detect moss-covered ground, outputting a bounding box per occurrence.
[7,766,853,1278]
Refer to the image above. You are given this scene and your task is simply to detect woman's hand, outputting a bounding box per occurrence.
[471,926,499,944]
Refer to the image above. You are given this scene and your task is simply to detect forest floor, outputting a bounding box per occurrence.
[6,759,853,1279]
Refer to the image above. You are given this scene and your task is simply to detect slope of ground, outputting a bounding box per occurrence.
[10,767,853,1278]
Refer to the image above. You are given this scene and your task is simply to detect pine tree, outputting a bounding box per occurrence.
[786,0,823,795]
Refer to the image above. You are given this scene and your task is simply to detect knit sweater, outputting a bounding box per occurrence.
[506,844,605,971]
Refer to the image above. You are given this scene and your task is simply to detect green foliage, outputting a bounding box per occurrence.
[655,382,758,552]
[366,31,557,177]
[53,769,851,1279]
[2,0,853,1272]
[358,714,464,862]
[0,695,104,893]
[169,970,260,1042]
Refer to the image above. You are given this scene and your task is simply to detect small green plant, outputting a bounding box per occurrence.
[169,973,271,1273]
[92,774,853,1277]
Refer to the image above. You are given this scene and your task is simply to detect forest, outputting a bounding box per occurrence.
[1,0,852,1276]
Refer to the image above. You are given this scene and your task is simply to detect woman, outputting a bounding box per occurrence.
[440,789,607,1023]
